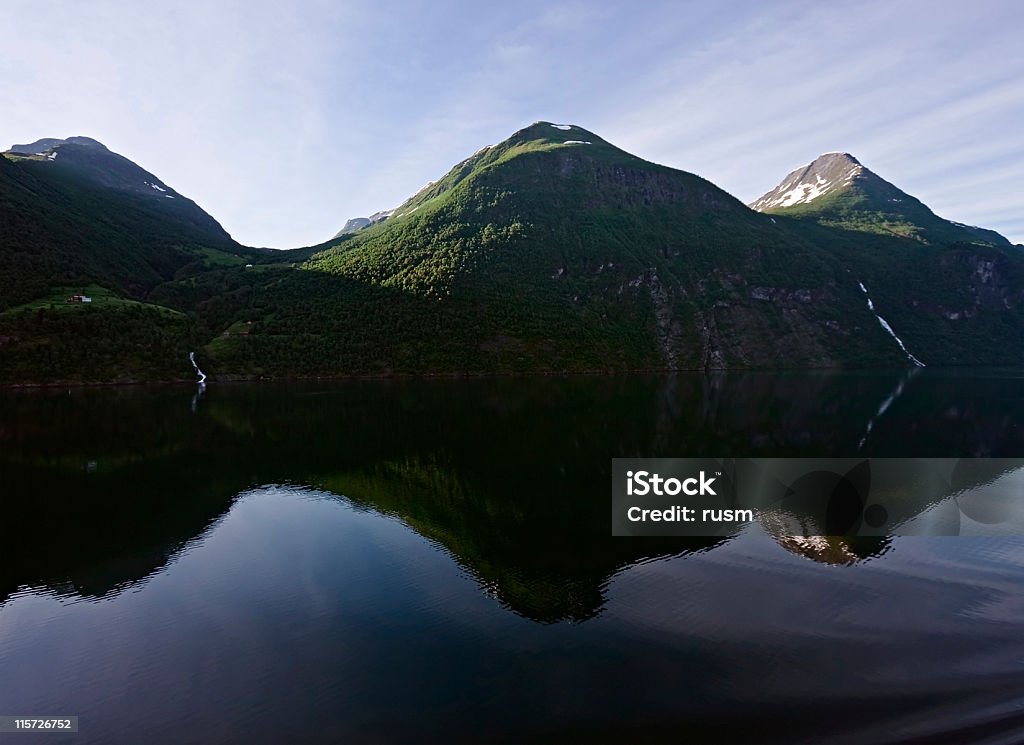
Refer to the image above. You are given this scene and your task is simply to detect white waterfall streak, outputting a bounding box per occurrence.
[189,351,207,383]
[858,282,925,367]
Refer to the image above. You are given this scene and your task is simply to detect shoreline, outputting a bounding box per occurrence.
[0,363,973,391]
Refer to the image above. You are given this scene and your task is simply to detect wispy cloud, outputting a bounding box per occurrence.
[1,0,1020,246]
[592,1,1024,241]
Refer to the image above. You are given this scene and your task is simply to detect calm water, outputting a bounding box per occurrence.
[3,371,1024,743]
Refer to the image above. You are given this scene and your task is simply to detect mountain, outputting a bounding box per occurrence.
[331,209,396,238]
[2,121,1024,384]
[334,216,372,235]
[1,136,249,308]
[9,135,107,153]
[192,121,1024,378]
[195,121,871,376]
[750,152,1011,246]
[0,136,262,383]
[5,136,230,240]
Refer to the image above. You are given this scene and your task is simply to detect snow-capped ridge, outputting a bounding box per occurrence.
[750,152,866,211]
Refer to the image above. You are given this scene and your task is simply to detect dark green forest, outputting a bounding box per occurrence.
[2,123,1022,385]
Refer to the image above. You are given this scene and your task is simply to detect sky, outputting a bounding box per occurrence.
[2,0,1022,248]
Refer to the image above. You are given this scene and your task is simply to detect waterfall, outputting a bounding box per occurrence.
[189,351,208,384]
[858,282,925,367]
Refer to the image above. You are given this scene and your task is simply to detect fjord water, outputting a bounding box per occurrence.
[3,372,1024,744]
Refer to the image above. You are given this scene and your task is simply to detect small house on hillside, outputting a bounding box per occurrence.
[66,295,92,304]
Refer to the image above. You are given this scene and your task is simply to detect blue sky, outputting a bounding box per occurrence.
[2,0,1021,247]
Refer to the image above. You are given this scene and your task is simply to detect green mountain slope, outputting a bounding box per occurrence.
[0,138,265,383]
[198,122,1024,377]
[195,124,860,373]
[3,123,1024,384]
[0,138,256,310]
[8,136,230,239]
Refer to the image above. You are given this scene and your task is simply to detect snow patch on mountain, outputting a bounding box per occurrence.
[750,153,864,211]
[333,208,397,238]
[550,124,573,130]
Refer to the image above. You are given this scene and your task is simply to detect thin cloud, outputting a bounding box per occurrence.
[1,0,1020,246]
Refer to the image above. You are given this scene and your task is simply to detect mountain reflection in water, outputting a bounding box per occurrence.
[2,371,1024,743]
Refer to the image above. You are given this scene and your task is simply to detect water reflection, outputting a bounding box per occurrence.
[4,485,1024,744]
[3,371,1024,619]
[190,380,205,414]
[4,373,1024,743]
[858,366,920,449]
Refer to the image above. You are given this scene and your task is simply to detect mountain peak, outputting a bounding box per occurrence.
[331,209,396,239]
[751,152,1010,247]
[326,120,629,241]
[814,151,860,164]
[63,136,109,150]
[506,121,605,147]
[8,136,108,155]
[528,121,585,133]
[750,152,866,211]
[4,135,230,241]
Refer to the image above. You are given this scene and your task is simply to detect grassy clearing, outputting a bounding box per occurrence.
[195,246,248,268]
[0,284,185,318]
